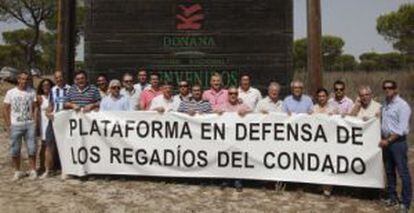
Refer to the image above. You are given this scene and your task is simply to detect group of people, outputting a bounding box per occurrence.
[2,68,412,211]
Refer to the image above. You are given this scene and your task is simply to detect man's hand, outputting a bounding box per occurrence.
[46,112,54,121]
[188,110,196,116]
[83,104,95,113]
[155,107,165,114]
[73,104,81,112]
[238,109,250,117]
[379,139,389,148]
[214,109,224,115]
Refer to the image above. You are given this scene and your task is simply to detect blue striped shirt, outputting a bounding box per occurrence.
[177,98,212,113]
[66,84,101,107]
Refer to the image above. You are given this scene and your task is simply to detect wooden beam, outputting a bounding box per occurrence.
[307,0,322,95]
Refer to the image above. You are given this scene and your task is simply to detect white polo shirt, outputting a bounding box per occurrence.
[149,94,174,111]
[238,87,262,110]
[255,96,283,113]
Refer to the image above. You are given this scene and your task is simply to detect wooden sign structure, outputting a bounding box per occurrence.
[84,0,293,92]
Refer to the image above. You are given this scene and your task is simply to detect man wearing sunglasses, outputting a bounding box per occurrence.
[172,80,192,111]
[379,80,412,212]
[100,79,130,111]
[120,73,140,110]
[328,80,353,115]
[215,86,252,192]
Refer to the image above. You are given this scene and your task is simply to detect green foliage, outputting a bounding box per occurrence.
[293,35,346,71]
[358,52,406,71]
[332,54,357,71]
[377,4,414,55]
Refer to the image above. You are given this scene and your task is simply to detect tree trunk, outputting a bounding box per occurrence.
[27,23,40,69]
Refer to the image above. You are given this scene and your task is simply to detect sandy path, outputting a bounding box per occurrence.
[0,132,412,213]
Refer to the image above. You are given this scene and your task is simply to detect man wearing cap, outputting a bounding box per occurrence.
[100,79,130,111]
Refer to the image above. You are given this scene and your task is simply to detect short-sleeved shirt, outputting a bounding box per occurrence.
[357,100,381,119]
[140,87,162,110]
[282,95,314,114]
[3,87,37,126]
[149,95,175,111]
[100,95,130,111]
[202,88,228,110]
[328,96,354,114]
[134,83,151,93]
[177,98,212,113]
[255,97,283,113]
[66,84,101,107]
[238,87,262,110]
[120,88,141,111]
[172,94,192,111]
[50,84,71,113]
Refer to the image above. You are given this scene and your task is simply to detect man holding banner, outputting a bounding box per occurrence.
[177,84,212,115]
[379,80,412,212]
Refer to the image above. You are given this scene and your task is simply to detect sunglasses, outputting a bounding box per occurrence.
[334,88,344,91]
[111,86,121,90]
[383,86,395,90]
[123,80,133,83]
[229,92,238,95]
[179,84,189,87]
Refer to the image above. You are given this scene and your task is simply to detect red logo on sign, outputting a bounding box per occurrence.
[176,4,204,30]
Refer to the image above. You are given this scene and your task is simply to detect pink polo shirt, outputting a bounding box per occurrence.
[202,88,228,110]
[140,87,162,110]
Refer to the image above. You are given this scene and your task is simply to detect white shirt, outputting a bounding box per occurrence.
[133,83,151,93]
[238,87,262,110]
[120,87,140,111]
[357,100,381,119]
[172,93,192,111]
[149,95,175,111]
[255,97,283,113]
[3,87,37,125]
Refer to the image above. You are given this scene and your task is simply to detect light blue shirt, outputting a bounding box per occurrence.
[282,95,314,114]
[100,95,130,111]
[381,95,411,137]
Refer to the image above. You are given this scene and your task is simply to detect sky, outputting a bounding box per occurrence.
[0,0,412,61]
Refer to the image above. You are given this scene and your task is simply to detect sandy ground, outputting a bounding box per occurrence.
[0,132,413,213]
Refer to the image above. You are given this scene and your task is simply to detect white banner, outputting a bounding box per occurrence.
[54,111,384,188]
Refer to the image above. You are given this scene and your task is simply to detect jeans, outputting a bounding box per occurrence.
[383,137,412,208]
[9,123,36,157]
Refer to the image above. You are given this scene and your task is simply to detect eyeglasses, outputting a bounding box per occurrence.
[334,88,344,91]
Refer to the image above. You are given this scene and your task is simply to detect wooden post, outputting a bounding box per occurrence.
[307,0,322,95]
[55,0,63,73]
[56,0,76,84]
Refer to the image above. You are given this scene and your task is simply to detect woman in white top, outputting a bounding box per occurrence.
[36,79,54,178]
